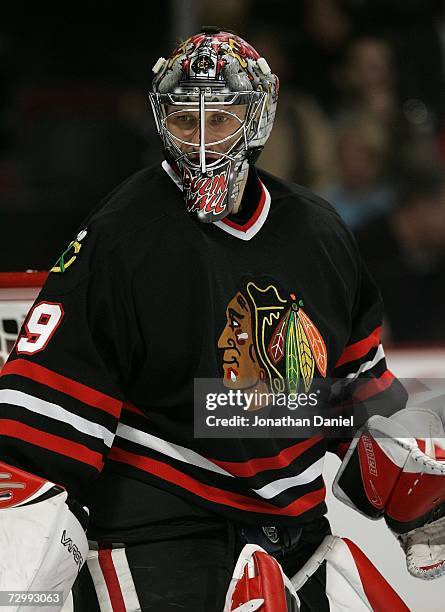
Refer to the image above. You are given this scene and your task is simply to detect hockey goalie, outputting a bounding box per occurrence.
[1,26,444,612]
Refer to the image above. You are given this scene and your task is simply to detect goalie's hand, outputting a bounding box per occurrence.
[333,406,445,579]
[388,406,445,579]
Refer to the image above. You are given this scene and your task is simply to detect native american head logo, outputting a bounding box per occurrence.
[217,281,327,397]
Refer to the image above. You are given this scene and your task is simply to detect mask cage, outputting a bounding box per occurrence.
[149,90,267,174]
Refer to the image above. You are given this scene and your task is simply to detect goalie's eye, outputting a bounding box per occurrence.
[169,113,198,131]
[209,113,229,125]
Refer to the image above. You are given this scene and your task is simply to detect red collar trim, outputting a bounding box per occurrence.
[161,160,270,241]
[219,181,267,231]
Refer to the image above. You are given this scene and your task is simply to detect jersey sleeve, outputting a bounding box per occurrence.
[0,226,136,505]
[328,257,408,458]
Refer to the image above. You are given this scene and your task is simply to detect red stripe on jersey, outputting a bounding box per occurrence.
[108,446,325,516]
[335,326,382,368]
[343,539,409,611]
[353,370,395,403]
[122,402,144,416]
[221,179,266,231]
[1,359,122,418]
[209,435,323,478]
[0,419,103,469]
[98,547,126,612]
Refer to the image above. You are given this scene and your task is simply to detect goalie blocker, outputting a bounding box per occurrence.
[0,461,88,610]
[333,405,445,579]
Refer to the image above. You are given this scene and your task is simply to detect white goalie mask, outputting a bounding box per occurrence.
[149,27,279,222]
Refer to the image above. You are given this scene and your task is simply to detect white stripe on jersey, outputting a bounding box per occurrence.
[111,548,141,611]
[116,423,232,477]
[331,344,386,398]
[86,550,113,612]
[344,343,386,382]
[116,423,323,500]
[252,457,325,499]
[0,388,115,447]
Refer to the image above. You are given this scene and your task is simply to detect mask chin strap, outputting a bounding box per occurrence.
[199,89,207,174]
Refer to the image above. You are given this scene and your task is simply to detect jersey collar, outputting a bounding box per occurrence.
[161,160,271,241]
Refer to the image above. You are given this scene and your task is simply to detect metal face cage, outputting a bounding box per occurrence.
[149,89,267,174]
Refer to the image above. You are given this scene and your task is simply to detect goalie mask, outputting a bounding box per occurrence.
[149,27,279,222]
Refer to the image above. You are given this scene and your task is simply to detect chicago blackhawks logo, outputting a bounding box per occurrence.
[217,281,327,398]
[183,163,229,217]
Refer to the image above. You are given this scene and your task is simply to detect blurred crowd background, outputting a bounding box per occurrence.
[1,0,445,344]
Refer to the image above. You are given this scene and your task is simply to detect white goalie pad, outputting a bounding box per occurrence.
[291,535,409,611]
[0,462,88,610]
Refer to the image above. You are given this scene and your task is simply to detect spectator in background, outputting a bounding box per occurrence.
[264,29,402,195]
[390,0,445,137]
[334,36,398,128]
[319,113,395,230]
[251,26,336,188]
[292,0,354,116]
[355,162,445,343]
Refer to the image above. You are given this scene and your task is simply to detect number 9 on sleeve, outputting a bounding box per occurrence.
[17,302,64,354]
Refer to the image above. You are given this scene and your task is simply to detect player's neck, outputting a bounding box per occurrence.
[231,168,250,215]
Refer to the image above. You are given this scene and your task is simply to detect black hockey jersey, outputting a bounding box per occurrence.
[0,162,407,526]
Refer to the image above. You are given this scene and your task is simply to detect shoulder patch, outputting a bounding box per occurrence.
[50,228,88,274]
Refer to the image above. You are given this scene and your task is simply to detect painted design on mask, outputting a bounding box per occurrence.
[182,162,230,218]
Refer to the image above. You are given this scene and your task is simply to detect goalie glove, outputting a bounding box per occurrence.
[0,461,89,608]
[399,515,445,580]
[223,544,300,612]
[332,406,445,579]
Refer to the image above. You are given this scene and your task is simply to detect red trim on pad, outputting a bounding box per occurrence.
[343,539,409,611]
